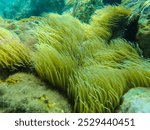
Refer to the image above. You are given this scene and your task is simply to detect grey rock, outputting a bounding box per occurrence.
[0,73,71,113]
[118,87,150,113]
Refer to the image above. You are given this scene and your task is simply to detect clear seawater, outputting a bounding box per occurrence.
[0,0,65,19]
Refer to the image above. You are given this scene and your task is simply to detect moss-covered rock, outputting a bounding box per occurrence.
[0,17,42,50]
[0,73,71,113]
[118,87,150,113]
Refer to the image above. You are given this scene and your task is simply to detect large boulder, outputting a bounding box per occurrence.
[64,0,104,23]
[118,87,150,113]
[0,73,71,113]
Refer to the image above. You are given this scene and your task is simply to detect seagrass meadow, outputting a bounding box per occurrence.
[0,0,150,113]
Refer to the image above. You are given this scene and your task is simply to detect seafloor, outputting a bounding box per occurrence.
[0,0,150,113]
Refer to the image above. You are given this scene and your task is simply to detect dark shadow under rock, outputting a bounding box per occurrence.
[103,0,121,5]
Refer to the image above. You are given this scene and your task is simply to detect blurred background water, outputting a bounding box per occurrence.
[0,0,65,19]
[0,0,122,20]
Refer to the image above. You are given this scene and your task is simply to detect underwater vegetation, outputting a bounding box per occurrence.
[33,5,150,112]
[87,6,131,40]
[0,2,150,113]
[0,27,31,71]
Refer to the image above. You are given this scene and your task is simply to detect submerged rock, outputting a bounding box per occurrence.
[0,16,41,50]
[0,73,71,113]
[118,87,150,113]
[64,0,104,23]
